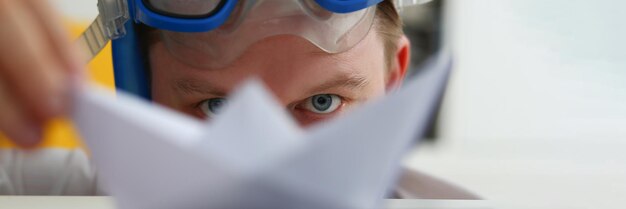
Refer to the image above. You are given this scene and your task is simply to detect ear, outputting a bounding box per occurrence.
[385,35,411,92]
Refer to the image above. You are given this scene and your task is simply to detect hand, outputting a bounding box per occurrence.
[0,0,84,148]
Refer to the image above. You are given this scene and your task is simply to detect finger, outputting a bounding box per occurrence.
[0,78,43,148]
[0,0,70,121]
[23,0,86,75]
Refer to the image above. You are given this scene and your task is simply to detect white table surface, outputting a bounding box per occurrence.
[0,196,490,209]
[404,137,626,209]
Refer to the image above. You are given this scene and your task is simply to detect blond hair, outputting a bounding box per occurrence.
[374,0,405,69]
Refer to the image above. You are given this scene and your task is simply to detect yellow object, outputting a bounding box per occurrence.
[0,20,115,149]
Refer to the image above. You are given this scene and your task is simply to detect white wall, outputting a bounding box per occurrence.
[440,0,626,140]
[405,1,626,208]
[53,0,98,22]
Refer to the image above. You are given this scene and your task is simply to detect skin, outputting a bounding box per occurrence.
[0,0,83,148]
[150,30,411,127]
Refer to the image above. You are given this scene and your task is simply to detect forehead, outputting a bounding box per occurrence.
[150,29,387,98]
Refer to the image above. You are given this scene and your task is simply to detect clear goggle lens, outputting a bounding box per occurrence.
[158,0,376,69]
[145,0,224,17]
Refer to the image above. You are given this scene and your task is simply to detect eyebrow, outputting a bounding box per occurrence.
[173,74,369,97]
[174,78,227,97]
[307,74,370,95]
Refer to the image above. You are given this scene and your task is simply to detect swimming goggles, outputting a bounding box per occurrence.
[77,0,431,99]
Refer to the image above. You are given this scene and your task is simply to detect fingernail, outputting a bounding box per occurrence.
[42,73,69,118]
[50,76,73,116]
[71,46,88,73]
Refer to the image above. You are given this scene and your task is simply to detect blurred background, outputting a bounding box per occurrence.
[53,0,626,208]
[403,1,626,209]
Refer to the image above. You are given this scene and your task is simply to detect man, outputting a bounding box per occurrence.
[0,0,477,198]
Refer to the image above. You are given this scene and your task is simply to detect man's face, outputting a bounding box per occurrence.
[150,30,391,127]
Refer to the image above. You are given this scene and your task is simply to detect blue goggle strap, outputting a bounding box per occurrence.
[111,21,151,100]
[76,0,148,99]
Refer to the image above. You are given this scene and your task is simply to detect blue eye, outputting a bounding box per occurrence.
[200,98,227,117]
[303,94,341,114]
